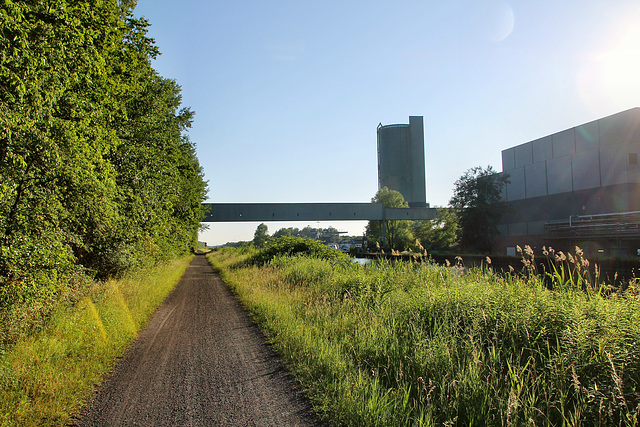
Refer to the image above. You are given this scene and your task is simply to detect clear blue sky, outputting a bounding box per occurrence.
[134,0,640,246]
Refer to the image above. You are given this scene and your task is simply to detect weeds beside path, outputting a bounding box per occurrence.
[209,243,640,426]
[0,256,192,426]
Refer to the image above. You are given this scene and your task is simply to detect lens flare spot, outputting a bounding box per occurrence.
[490,1,515,42]
[85,297,108,343]
[473,0,515,42]
[110,281,138,335]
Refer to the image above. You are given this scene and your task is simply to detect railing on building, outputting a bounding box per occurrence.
[545,211,640,239]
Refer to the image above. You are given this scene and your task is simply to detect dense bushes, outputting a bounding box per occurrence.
[0,1,207,335]
[248,236,351,265]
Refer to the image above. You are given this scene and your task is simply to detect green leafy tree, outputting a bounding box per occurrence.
[413,208,459,252]
[253,223,269,248]
[449,166,509,253]
[1,0,130,284]
[365,188,414,251]
[298,226,320,240]
[273,227,300,238]
[0,1,208,305]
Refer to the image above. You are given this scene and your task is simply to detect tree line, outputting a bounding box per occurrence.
[0,1,208,306]
[251,224,356,249]
[367,166,508,254]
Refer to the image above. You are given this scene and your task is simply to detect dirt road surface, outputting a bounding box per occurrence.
[78,254,319,426]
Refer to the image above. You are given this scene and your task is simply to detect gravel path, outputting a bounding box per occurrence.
[78,254,318,426]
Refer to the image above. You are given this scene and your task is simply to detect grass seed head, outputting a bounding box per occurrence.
[524,245,534,257]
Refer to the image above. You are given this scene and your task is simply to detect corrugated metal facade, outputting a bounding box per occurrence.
[497,108,640,255]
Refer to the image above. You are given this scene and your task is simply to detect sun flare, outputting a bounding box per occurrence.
[599,24,640,96]
[578,23,640,113]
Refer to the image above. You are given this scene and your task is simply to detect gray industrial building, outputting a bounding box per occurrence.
[496,107,640,257]
[377,116,427,207]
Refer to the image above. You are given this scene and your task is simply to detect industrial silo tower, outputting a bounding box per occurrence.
[377,116,427,207]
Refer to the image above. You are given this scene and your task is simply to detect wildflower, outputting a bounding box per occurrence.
[567,252,575,264]
[445,259,451,267]
[509,265,515,273]
[516,245,522,254]
[542,246,549,256]
[575,246,583,257]
[376,241,380,249]
[556,252,567,262]
[486,256,492,264]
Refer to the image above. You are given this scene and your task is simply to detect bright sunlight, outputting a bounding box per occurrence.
[579,22,640,114]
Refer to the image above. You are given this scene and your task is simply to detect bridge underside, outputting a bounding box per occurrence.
[202,203,437,222]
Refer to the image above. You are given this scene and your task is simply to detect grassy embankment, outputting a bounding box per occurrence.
[209,239,640,426]
[0,255,192,426]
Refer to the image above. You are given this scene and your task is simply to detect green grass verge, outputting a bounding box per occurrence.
[208,247,640,426]
[0,255,192,426]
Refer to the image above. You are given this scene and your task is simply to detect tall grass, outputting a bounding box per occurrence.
[0,255,192,426]
[209,247,640,426]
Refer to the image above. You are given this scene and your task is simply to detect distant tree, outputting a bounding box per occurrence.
[449,166,509,253]
[413,208,459,252]
[365,188,414,251]
[253,223,269,248]
[273,227,299,239]
[320,227,342,244]
[273,226,342,243]
[223,241,253,249]
[299,226,318,240]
